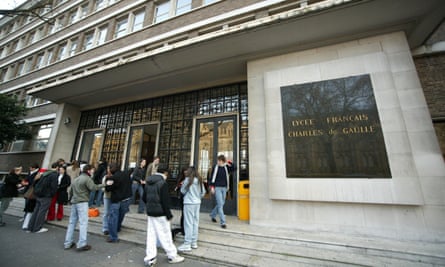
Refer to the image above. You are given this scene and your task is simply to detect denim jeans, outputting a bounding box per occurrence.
[108,198,131,241]
[89,190,103,207]
[131,183,145,213]
[102,197,111,233]
[183,204,200,245]
[210,187,227,225]
[64,202,89,248]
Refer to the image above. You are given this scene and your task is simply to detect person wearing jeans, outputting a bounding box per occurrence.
[105,163,132,243]
[209,155,233,229]
[178,167,206,252]
[131,158,147,214]
[64,164,103,251]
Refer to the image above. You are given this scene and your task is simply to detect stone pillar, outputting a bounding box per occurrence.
[42,103,81,168]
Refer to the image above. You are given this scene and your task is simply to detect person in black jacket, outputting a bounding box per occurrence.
[89,158,107,207]
[143,164,184,266]
[104,162,132,243]
[47,165,71,221]
[0,167,25,227]
[22,163,39,230]
[131,158,147,214]
[28,162,59,233]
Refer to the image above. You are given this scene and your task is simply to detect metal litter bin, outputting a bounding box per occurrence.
[238,180,249,220]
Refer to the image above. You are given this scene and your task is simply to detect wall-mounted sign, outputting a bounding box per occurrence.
[280,74,391,178]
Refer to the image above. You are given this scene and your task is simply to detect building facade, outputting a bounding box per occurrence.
[1,0,444,242]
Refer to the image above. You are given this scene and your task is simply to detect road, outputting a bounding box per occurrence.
[0,214,220,267]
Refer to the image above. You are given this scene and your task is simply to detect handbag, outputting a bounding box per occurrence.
[24,186,35,199]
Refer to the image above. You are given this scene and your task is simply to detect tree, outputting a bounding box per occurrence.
[0,94,32,149]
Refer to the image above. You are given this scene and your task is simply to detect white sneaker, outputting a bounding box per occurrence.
[177,244,192,252]
[191,243,198,249]
[36,228,48,233]
[168,255,185,264]
[144,257,157,266]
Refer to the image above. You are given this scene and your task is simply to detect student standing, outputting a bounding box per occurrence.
[47,165,71,221]
[64,164,104,251]
[178,167,206,252]
[131,158,147,214]
[143,164,184,266]
[0,167,25,226]
[105,163,132,243]
[28,163,59,233]
[209,155,234,229]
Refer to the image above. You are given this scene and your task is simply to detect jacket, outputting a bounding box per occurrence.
[57,174,71,204]
[105,170,132,203]
[93,162,107,184]
[209,164,234,189]
[143,173,173,219]
[3,173,21,198]
[34,170,58,198]
[180,177,206,205]
[70,172,102,204]
[132,166,146,184]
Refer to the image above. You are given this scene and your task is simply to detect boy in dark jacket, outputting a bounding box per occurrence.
[104,163,132,243]
[143,164,184,266]
[28,162,59,233]
[0,167,25,226]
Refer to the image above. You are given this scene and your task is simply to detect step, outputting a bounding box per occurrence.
[5,199,445,267]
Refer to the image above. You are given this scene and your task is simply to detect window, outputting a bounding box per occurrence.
[96,26,108,45]
[80,4,89,19]
[11,41,18,53]
[203,0,217,4]
[35,27,44,41]
[0,69,7,82]
[54,15,66,32]
[154,1,170,23]
[34,53,45,69]
[16,62,25,76]
[175,0,192,15]
[25,95,51,108]
[46,24,54,36]
[28,31,36,44]
[68,39,78,56]
[17,37,25,50]
[24,57,33,73]
[7,123,53,152]
[132,10,145,32]
[45,49,54,65]
[114,17,128,38]
[69,10,78,24]
[57,43,67,61]
[95,0,106,11]
[83,32,94,50]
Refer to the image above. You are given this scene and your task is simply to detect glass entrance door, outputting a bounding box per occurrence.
[125,124,158,170]
[194,116,237,215]
[78,129,104,165]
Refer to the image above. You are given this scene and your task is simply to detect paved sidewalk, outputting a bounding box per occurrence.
[5,198,445,266]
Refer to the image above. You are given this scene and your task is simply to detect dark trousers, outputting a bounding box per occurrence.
[29,197,51,232]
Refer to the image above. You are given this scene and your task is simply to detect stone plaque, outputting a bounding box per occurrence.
[280,74,391,178]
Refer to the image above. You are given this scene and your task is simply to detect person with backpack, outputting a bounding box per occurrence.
[177,166,206,252]
[0,167,26,227]
[143,164,184,266]
[27,162,59,233]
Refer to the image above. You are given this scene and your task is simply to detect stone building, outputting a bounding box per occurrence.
[0,0,444,242]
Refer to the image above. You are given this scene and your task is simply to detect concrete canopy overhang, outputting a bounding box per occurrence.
[30,0,445,110]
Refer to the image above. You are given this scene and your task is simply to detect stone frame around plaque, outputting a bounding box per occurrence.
[280,74,392,178]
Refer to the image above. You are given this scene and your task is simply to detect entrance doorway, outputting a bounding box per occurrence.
[124,123,159,170]
[77,129,105,165]
[194,116,237,215]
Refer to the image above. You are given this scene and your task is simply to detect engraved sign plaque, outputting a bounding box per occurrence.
[280,74,391,178]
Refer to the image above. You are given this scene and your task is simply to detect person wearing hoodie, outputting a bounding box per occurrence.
[143,164,184,266]
[177,166,206,252]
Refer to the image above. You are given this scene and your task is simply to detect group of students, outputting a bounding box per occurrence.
[0,154,234,266]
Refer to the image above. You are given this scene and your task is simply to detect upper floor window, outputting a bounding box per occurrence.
[16,61,25,77]
[95,0,107,11]
[154,1,170,23]
[96,26,108,45]
[115,17,128,38]
[69,10,78,24]
[24,57,34,73]
[28,31,36,45]
[203,0,218,4]
[83,32,95,51]
[0,69,7,82]
[45,49,54,66]
[68,38,79,56]
[25,95,51,108]
[132,10,145,32]
[4,122,53,152]
[57,43,67,61]
[34,53,45,69]
[80,3,90,19]
[54,15,67,32]
[176,0,192,15]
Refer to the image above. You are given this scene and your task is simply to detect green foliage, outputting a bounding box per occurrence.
[0,94,32,149]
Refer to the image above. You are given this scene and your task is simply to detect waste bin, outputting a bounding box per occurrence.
[238,180,249,220]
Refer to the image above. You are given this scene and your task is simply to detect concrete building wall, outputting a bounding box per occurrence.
[248,31,445,241]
